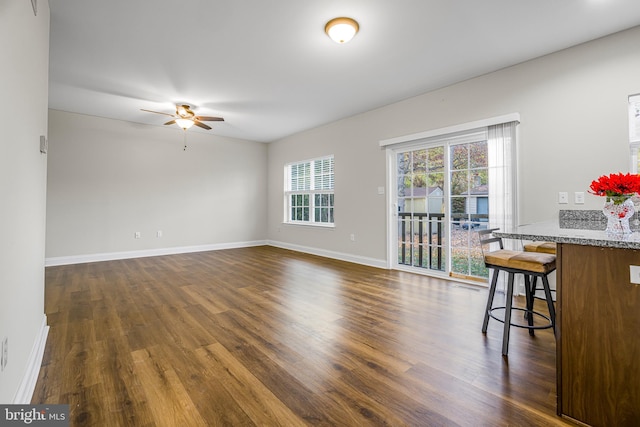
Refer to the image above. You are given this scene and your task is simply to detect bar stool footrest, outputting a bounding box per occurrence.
[488,306,553,330]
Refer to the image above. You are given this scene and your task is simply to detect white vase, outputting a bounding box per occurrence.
[603,197,635,235]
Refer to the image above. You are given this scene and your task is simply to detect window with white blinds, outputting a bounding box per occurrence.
[285,156,335,225]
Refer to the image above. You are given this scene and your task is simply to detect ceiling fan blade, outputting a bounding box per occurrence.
[194,116,224,122]
[193,121,212,130]
[141,108,176,117]
[164,120,176,125]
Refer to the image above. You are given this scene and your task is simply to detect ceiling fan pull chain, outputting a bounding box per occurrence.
[183,129,187,151]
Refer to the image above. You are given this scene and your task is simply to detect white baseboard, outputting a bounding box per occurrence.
[45,239,387,270]
[45,240,268,267]
[13,315,49,404]
[267,240,387,269]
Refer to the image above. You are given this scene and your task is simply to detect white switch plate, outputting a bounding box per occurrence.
[558,192,569,204]
[630,265,640,284]
[39,135,47,154]
[574,192,585,204]
[1,337,7,371]
[377,186,385,195]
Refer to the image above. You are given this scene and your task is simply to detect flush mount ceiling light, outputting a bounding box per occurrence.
[325,17,359,44]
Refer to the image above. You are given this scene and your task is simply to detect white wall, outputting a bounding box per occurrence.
[45,25,640,268]
[0,1,50,402]
[267,26,640,265]
[46,110,268,260]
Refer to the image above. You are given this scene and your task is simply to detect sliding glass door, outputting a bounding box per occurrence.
[394,137,490,281]
[397,146,446,272]
[449,140,489,280]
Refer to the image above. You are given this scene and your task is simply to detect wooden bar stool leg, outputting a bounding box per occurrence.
[502,272,515,356]
[482,268,500,333]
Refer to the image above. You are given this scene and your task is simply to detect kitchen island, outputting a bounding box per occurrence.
[495,219,640,427]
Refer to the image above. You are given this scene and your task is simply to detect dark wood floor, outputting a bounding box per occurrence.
[33,246,573,426]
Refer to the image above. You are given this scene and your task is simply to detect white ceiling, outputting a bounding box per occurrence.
[49,0,640,143]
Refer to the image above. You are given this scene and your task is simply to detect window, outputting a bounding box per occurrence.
[285,156,334,225]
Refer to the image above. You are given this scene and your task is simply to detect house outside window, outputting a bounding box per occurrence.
[285,156,334,226]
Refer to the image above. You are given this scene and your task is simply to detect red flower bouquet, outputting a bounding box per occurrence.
[589,173,640,204]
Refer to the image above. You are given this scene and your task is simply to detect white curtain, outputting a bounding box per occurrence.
[488,121,518,235]
[487,121,519,289]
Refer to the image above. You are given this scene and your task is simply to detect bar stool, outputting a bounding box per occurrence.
[478,229,557,356]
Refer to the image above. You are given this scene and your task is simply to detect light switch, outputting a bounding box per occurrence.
[558,192,569,204]
[630,265,640,284]
[39,135,47,154]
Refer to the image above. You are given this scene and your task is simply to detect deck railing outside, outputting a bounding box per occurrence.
[398,212,488,271]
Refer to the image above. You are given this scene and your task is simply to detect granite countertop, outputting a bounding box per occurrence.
[494,213,640,250]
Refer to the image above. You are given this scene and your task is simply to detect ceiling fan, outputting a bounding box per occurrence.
[141,104,224,130]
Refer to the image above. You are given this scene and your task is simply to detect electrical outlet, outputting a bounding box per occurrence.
[1,337,7,371]
[134,231,141,239]
[630,265,640,284]
[350,233,356,242]
[156,230,163,238]
[574,192,585,204]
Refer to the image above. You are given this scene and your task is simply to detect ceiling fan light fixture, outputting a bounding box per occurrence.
[325,17,359,44]
[142,104,223,132]
[175,118,194,129]
[176,104,191,117]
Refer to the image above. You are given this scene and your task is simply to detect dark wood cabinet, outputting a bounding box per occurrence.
[557,243,640,426]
